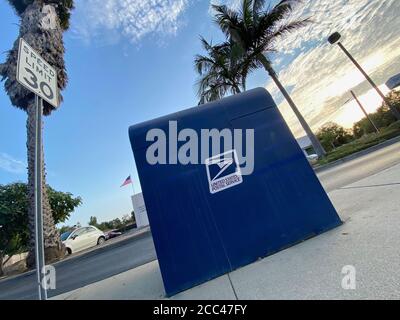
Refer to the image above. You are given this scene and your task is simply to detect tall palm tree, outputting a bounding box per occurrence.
[212,0,326,157]
[195,38,255,105]
[0,0,74,267]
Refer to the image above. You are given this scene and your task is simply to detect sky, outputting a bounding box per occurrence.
[1,0,400,226]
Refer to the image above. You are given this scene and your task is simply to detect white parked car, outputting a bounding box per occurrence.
[61,226,106,255]
[306,154,319,164]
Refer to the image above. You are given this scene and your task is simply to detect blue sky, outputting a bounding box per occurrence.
[1,0,400,226]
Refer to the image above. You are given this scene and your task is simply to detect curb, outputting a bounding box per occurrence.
[314,135,400,173]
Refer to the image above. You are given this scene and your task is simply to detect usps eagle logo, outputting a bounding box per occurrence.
[205,150,243,194]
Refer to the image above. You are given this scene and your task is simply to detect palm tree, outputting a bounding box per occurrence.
[212,0,326,157]
[0,0,74,267]
[195,38,255,105]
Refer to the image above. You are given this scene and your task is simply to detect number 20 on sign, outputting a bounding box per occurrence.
[16,38,59,108]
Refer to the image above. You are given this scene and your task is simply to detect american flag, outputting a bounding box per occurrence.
[120,175,132,187]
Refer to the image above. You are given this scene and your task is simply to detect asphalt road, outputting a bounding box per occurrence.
[1,140,399,300]
[0,231,156,299]
[317,140,400,192]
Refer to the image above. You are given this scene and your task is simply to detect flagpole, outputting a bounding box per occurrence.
[130,176,136,222]
[131,174,135,196]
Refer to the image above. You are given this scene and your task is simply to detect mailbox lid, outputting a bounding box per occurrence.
[129,87,275,151]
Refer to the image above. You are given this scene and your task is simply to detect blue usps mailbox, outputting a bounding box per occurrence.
[129,88,342,296]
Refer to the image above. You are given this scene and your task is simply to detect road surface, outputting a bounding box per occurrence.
[0,231,156,299]
[0,141,399,299]
[317,140,400,192]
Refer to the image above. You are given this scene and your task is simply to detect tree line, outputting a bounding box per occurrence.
[59,213,136,235]
[0,182,81,276]
[316,90,400,153]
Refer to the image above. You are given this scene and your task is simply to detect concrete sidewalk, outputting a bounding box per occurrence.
[53,164,400,300]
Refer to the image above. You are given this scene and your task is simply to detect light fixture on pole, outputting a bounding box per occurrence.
[328,32,400,121]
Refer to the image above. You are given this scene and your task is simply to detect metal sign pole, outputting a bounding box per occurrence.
[16,39,56,300]
[34,94,47,300]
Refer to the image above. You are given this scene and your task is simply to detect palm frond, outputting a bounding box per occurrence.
[194,38,251,104]
[271,18,310,39]
[198,0,309,102]
[199,36,213,52]
[197,79,227,104]
[261,0,302,29]
[194,54,214,75]
[212,4,241,38]
[6,0,32,16]
[252,0,265,17]
[241,0,254,30]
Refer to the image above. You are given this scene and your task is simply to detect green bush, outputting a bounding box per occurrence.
[353,90,400,138]
[316,122,354,152]
[317,121,400,165]
[0,183,81,266]
[315,89,400,165]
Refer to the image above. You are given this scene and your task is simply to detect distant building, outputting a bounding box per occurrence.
[386,73,400,90]
[296,136,316,156]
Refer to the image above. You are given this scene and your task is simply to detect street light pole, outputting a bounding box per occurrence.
[328,32,400,121]
[350,90,380,134]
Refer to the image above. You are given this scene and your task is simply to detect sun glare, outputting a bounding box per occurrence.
[330,84,390,128]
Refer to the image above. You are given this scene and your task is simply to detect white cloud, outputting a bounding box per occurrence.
[206,0,400,137]
[70,0,400,136]
[264,0,400,137]
[209,0,242,13]
[0,153,26,174]
[273,0,394,55]
[71,0,189,44]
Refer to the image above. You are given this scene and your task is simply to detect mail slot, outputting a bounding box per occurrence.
[128,88,342,296]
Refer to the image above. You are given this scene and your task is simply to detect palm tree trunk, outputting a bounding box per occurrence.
[0,251,4,277]
[0,2,68,268]
[26,101,65,268]
[259,58,326,158]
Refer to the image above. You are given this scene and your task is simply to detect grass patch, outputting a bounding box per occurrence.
[317,121,400,166]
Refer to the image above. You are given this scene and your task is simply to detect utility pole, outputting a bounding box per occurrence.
[350,90,379,134]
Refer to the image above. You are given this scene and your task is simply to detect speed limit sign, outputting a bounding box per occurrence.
[16,38,59,107]
[16,38,59,301]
